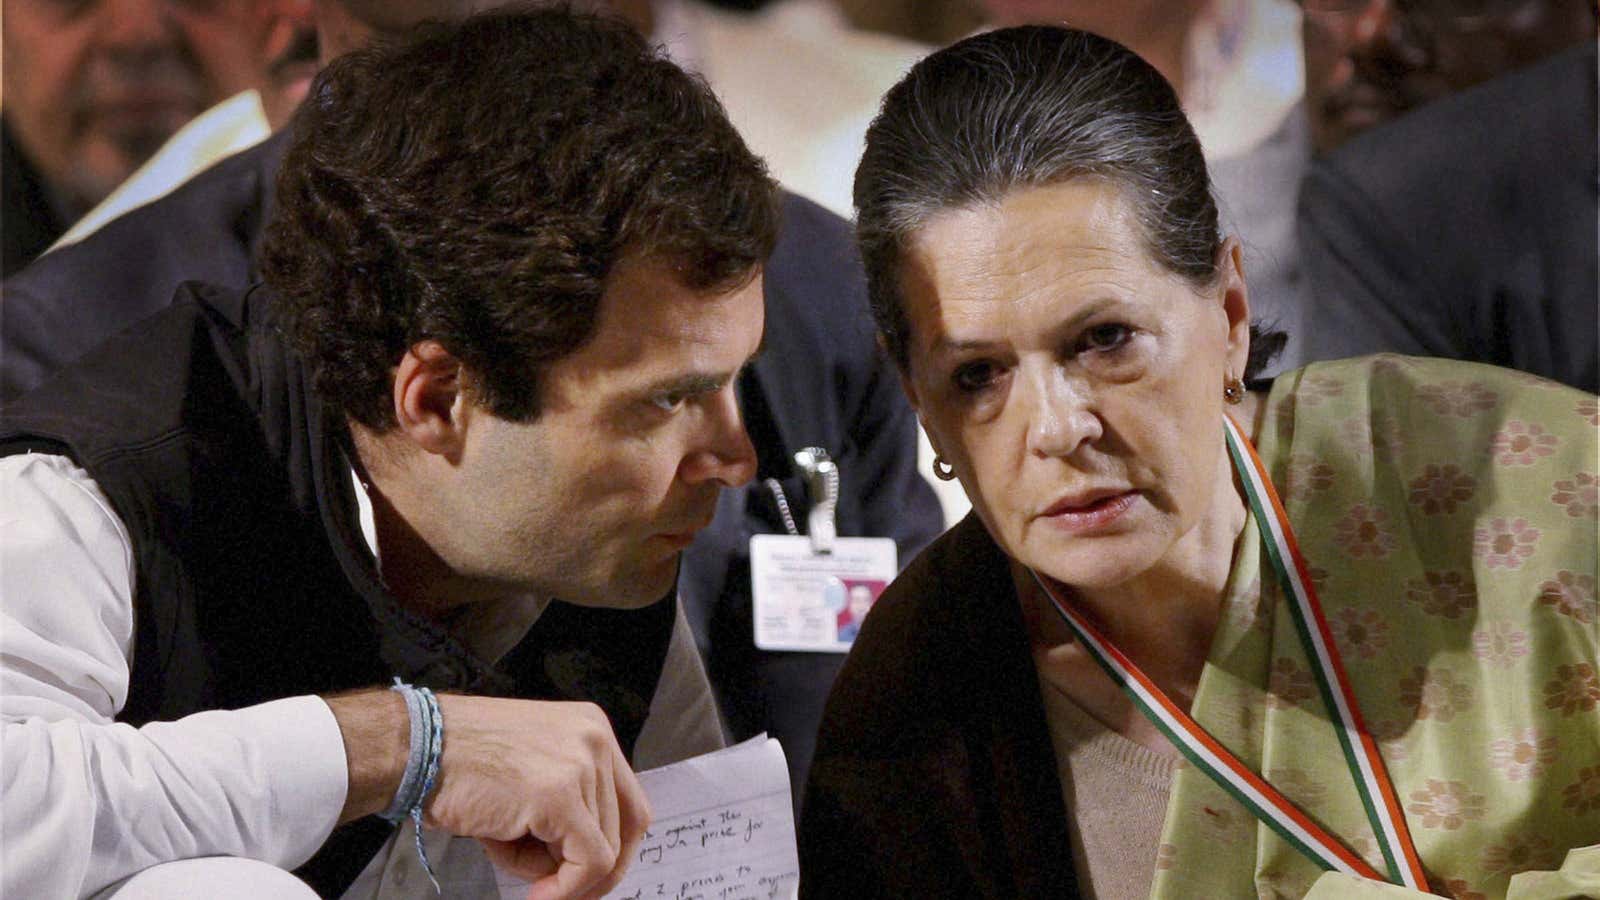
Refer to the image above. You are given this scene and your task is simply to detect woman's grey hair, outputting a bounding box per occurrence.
[854,25,1285,378]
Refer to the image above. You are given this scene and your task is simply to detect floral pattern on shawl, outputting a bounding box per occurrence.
[1149,356,1598,900]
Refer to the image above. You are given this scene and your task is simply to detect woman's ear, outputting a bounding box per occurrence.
[1216,236,1252,379]
[390,340,470,460]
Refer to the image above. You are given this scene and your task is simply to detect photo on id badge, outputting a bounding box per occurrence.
[824,577,886,643]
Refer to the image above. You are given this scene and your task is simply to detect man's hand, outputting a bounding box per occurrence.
[325,692,650,900]
[430,696,651,900]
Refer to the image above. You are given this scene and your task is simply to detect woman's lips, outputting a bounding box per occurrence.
[1039,491,1138,534]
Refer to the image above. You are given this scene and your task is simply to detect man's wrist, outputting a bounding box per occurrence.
[324,689,411,823]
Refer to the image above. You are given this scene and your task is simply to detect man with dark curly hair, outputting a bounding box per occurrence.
[0,10,792,899]
[1,0,943,819]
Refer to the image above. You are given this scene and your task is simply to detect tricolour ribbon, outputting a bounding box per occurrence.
[1028,414,1430,892]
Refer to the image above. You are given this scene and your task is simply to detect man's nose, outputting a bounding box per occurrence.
[1348,0,1431,73]
[98,0,180,51]
[683,386,758,488]
[1020,364,1102,461]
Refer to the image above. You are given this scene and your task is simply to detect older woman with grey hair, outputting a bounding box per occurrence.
[798,25,1598,900]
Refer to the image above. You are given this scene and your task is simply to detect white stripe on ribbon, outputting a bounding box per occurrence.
[1036,566,1376,877]
[1030,569,1379,879]
[1221,414,1426,890]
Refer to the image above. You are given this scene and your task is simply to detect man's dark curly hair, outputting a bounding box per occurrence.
[260,7,779,430]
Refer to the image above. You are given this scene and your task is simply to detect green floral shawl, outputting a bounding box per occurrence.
[1149,356,1598,900]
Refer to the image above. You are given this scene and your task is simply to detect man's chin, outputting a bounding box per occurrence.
[570,553,681,611]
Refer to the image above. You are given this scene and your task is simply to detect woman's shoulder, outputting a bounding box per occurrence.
[1260,354,1595,461]
[879,511,1010,602]
[817,513,1023,740]
[1250,356,1597,895]
[1274,353,1592,408]
[860,512,1018,657]
[1257,350,1596,672]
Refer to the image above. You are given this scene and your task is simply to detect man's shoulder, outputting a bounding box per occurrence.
[1,133,287,401]
[766,190,866,318]
[746,190,887,424]
[2,282,265,450]
[1317,42,1595,199]
[51,90,272,249]
[762,190,882,374]
[6,130,284,299]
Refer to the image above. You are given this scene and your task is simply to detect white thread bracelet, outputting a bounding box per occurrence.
[386,678,444,892]
[382,679,427,821]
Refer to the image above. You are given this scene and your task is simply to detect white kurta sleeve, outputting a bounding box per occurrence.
[0,453,348,899]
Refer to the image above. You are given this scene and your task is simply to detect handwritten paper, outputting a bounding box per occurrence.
[496,736,799,900]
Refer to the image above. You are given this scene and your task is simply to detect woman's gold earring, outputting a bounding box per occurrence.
[932,455,957,481]
[1223,375,1245,405]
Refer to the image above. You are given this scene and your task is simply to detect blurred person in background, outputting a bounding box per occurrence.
[1298,0,1594,154]
[658,0,931,221]
[1296,2,1596,389]
[1,0,314,275]
[47,0,319,247]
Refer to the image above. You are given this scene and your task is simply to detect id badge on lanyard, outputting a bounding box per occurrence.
[749,447,897,653]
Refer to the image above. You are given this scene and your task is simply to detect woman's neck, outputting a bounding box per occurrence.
[1027,461,1242,696]
[1022,392,1263,743]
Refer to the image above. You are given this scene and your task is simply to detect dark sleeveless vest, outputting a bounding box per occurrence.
[0,282,677,896]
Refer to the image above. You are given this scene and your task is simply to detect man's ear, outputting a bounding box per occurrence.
[1216,236,1252,380]
[391,340,470,459]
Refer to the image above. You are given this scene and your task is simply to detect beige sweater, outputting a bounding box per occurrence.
[1037,674,1178,900]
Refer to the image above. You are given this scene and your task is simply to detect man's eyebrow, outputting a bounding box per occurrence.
[645,371,730,398]
[640,332,768,398]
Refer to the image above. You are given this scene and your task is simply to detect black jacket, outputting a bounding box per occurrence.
[0,281,677,895]
[0,128,944,802]
[799,514,1080,898]
[1,115,71,278]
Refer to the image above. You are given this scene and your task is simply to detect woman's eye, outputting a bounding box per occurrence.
[1080,323,1133,353]
[952,361,1001,393]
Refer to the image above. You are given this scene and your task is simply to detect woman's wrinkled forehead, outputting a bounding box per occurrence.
[896,181,1195,361]
[905,185,1119,288]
